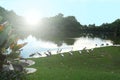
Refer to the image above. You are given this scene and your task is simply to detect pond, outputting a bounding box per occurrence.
[18,35,113,58]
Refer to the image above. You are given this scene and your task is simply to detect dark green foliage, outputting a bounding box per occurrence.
[0,70,27,80]
[34,13,82,38]
[82,19,120,44]
[86,19,120,37]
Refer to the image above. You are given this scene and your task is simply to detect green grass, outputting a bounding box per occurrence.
[26,46,120,80]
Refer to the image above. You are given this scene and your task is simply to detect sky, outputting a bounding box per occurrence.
[0,0,120,26]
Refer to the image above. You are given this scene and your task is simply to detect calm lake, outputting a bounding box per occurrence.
[18,35,113,58]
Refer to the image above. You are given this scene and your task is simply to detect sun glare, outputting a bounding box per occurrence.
[24,10,41,25]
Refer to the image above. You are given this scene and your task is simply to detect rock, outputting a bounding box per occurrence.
[19,60,35,66]
[25,68,37,74]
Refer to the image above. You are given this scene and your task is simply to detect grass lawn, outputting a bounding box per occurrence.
[26,46,120,80]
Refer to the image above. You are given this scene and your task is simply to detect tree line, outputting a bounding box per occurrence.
[0,6,120,40]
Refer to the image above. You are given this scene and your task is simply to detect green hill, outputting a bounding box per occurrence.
[27,46,120,80]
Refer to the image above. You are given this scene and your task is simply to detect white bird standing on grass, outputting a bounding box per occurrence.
[44,52,49,57]
[91,48,94,51]
[57,48,62,54]
[68,47,74,55]
[47,50,52,56]
[60,53,64,57]
[86,49,90,53]
[68,51,73,55]
[37,52,42,56]
[29,53,36,57]
[78,50,82,54]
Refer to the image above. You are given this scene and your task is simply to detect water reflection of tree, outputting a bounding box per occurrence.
[16,29,120,46]
[17,31,76,46]
[84,32,120,44]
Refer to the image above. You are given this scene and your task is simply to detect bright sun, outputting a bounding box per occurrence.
[24,10,41,25]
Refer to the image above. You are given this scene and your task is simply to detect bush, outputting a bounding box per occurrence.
[0,70,27,80]
[0,21,28,80]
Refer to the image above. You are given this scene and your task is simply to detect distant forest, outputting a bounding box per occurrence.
[0,6,120,42]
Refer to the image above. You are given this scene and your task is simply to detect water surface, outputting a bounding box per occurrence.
[18,35,113,58]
